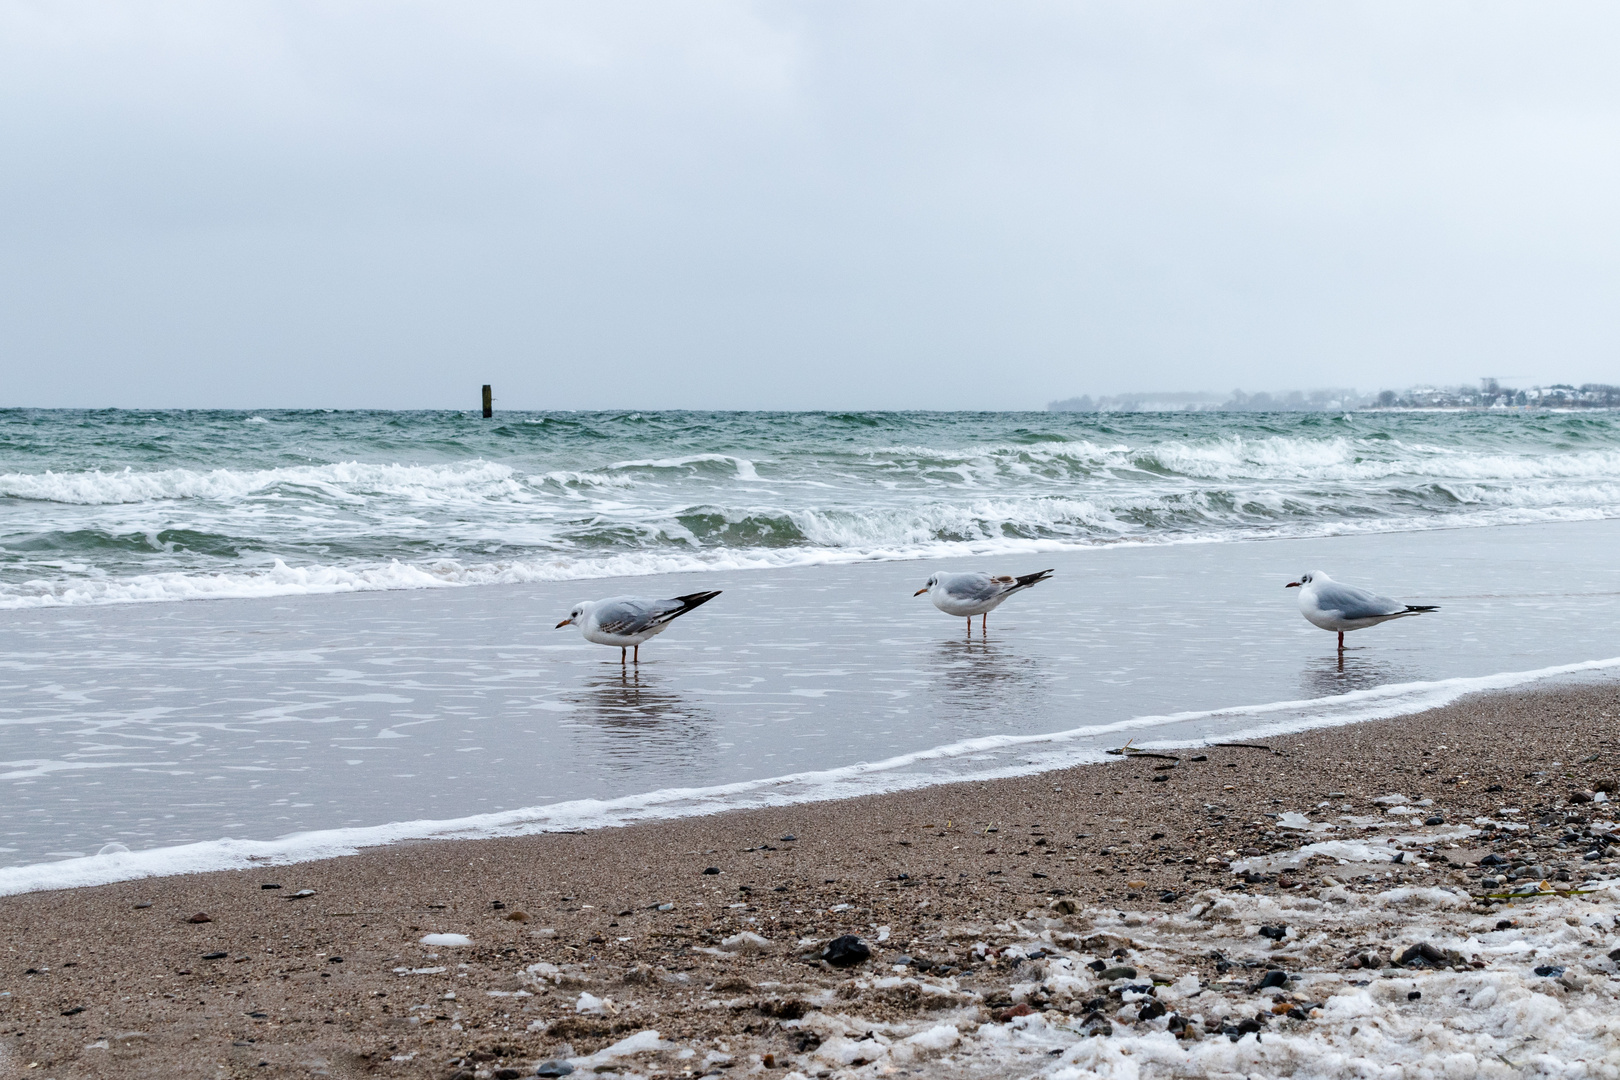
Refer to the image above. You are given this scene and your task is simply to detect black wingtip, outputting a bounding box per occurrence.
[1015,569,1056,589]
[673,590,722,611]
[1404,604,1440,613]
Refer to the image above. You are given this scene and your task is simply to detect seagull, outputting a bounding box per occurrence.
[556,590,721,664]
[914,569,1054,631]
[1286,571,1438,651]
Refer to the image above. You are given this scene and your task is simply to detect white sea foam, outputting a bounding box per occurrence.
[4,656,1615,897]
[0,460,526,506]
[7,420,1620,608]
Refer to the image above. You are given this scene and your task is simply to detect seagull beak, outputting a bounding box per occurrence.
[913,587,928,596]
[1285,582,1300,589]
[555,618,573,628]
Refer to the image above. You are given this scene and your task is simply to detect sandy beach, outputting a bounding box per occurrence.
[4,679,1620,1078]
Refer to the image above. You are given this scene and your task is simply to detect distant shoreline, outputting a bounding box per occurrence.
[1050,382,1620,412]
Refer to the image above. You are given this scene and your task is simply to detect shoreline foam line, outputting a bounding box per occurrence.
[4,656,1617,897]
[4,510,1617,610]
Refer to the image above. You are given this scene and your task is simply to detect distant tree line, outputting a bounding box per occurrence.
[1049,382,1620,412]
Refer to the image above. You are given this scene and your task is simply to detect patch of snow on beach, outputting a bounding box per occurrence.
[748,854,1620,1078]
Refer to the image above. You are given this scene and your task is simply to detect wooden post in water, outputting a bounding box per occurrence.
[481,385,493,418]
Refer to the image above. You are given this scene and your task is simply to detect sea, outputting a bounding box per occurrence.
[4,408,1620,892]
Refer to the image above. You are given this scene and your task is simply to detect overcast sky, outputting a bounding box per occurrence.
[2,2,1618,410]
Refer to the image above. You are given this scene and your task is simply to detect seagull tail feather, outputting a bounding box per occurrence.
[1012,569,1055,591]
[670,590,723,615]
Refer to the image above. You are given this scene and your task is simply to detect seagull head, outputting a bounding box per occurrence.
[556,602,589,628]
[1286,571,1327,589]
[913,574,937,597]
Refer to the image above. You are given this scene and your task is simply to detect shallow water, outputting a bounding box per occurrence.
[4,517,1619,871]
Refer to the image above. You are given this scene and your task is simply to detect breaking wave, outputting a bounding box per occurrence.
[4,409,1620,607]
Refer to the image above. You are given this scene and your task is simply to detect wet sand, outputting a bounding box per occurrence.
[3,680,1619,1079]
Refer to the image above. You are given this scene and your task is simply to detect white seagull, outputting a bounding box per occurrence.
[914,569,1054,631]
[556,590,721,664]
[1286,571,1438,651]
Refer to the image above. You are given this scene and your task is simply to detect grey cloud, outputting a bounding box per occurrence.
[2,2,1618,409]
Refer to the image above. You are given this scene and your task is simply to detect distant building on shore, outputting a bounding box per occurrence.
[1049,381,1620,412]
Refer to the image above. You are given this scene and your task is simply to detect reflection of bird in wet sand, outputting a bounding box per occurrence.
[1287,571,1437,651]
[914,569,1054,631]
[556,591,721,664]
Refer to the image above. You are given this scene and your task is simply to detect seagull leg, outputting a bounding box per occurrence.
[620,646,626,665]
[981,613,988,632]
[633,644,640,664]
[1337,631,1345,652]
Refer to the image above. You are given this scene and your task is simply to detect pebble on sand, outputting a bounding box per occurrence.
[822,935,871,968]
[186,913,211,924]
[420,933,473,947]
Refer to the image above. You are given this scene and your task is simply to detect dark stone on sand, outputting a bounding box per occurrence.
[1150,775,1169,783]
[1086,959,1106,972]
[1226,1017,1263,1041]
[1398,943,1447,968]
[1099,965,1137,981]
[187,912,212,923]
[534,1062,575,1078]
[61,1006,85,1016]
[260,884,281,890]
[780,834,796,842]
[1535,965,1566,977]
[1137,998,1166,1021]
[1424,816,1445,826]
[328,956,343,963]
[1159,891,1178,903]
[1586,851,1603,861]
[1255,970,1288,990]
[822,935,870,968]
[1407,991,1421,1001]
[1481,853,1507,866]
[702,867,720,875]
[1497,920,1515,931]
[133,903,152,909]
[1391,852,1405,864]
[1079,1011,1112,1037]
[202,952,228,960]
[1258,924,1287,940]
[1486,784,1503,792]
[493,1070,523,1080]
[1571,792,1594,804]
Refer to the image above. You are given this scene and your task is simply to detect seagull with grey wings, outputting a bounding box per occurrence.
[557,590,721,664]
[1286,571,1437,651]
[914,569,1054,630]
